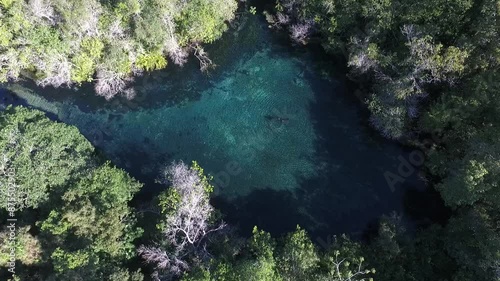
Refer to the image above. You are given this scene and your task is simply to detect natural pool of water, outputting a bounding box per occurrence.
[1,15,427,239]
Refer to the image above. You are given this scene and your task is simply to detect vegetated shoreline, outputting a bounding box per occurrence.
[0,6,446,235]
[0,17,441,240]
[1,0,499,279]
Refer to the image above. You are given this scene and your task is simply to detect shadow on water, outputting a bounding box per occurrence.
[403,187,452,227]
[212,189,305,236]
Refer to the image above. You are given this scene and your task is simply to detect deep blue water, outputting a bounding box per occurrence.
[1,15,427,239]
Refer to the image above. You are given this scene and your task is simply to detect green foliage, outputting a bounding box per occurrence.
[22,25,68,55]
[407,35,469,81]
[0,106,95,210]
[0,226,41,266]
[81,38,105,59]
[250,226,276,259]
[71,38,104,83]
[51,248,91,272]
[321,235,374,281]
[71,53,96,83]
[360,0,393,30]
[183,227,374,281]
[0,0,237,94]
[156,187,181,233]
[235,257,281,281]
[182,262,239,281]
[114,0,141,20]
[0,0,498,280]
[0,0,14,9]
[103,44,133,74]
[399,0,473,38]
[136,51,168,71]
[3,0,31,33]
[423,72,500,209]
[40,162,143,260]
[0,23,13,47]
[132,1,169,50]
[0,107,143,280]
[368,215,457,281]
[444,209,500,280]
[416,71,500,281]
[277,226,319,280]
[192,160,214,193]
[366,94,406,139]
[109,269,145,281]
[176,0,237,44]
[183,226,283,281]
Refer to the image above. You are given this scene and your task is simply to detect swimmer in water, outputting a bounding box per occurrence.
[264,115,289,124]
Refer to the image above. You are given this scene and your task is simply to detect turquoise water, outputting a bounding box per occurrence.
[2,15,425,238]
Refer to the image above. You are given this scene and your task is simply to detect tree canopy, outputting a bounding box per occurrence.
[0,106,143,280]
[0,0,237,99]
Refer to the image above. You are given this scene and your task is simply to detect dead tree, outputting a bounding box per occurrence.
[192,44,215,72]
[139,161,225,280]
[289,22,313,44]
[94,68,134,100]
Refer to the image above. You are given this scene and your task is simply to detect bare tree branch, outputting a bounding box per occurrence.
[139,161,225,280]
[192,45,215,72]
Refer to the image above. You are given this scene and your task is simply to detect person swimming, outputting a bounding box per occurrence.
[264,114,290,124]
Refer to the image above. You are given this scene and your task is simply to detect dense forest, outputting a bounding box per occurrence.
[0,0,236,98]
[0,0,499,280]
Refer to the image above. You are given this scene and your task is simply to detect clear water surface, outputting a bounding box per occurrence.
[2,15,427,239]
